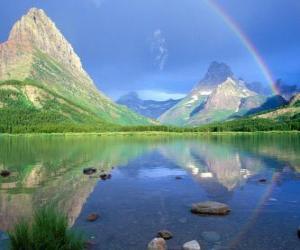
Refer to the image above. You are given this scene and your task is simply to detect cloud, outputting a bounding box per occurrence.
[90,0,105,8]
[137,90,185,101]
[151,29,168,71]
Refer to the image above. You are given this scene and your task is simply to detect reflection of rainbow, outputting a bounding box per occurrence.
[206,0,279,94]
[229,172,281,248]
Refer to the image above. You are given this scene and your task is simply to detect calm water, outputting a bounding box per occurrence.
[0,134,300,250]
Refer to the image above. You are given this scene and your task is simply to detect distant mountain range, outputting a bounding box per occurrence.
[158,62,288,126]
[117,92,181,119]
[0,8,152,129]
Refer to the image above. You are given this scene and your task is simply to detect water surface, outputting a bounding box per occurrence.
[0,134,300,249]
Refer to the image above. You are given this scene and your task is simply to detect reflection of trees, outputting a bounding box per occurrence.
[0,136,157,230]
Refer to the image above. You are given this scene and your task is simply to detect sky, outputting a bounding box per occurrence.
[0,0,299,100]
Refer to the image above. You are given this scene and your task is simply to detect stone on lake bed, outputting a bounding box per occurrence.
[298,227,300,238]
[258,178,267,183]
[0,170,10,177]
[191,201,230,215]
[83,168,97,175]
[183,240,201,250]
[87,213,99,222]
[147,237,167,250]
[201,231,221,242]
[100,173,112,180]
[175,176,183,180]
[157,230,173,240]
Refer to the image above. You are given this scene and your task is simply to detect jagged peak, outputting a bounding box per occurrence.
[8,7,86,75]
[202,61,234,84]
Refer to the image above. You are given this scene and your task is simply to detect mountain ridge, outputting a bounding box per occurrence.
[117,91,181,119]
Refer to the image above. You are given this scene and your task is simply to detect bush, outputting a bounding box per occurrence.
[8,207,85,250]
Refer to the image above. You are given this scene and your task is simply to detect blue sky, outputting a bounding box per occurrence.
[0,0,299,100]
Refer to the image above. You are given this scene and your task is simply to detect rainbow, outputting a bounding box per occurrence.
[206,0,279,94]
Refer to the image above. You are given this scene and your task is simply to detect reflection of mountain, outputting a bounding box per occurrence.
[159,141,261,190]
[0,136,157,230]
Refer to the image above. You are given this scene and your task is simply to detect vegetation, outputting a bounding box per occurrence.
[8,207,85,250]
[0,79,299,134]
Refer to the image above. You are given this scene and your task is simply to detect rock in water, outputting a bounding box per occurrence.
[157,230,173,240]
[100,173,112,180]
[0,170,10,177]
[87,213,99,222]
[183,240,201,250]
[83,168,97,175]
[298,227,300,238]
[258,178,267,183]
[191,201,230,215]
[147,238,167,250]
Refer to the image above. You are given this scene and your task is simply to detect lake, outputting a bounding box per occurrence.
[0,133,300,249]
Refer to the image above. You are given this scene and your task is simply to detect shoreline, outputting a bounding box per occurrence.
[0,130,299,137]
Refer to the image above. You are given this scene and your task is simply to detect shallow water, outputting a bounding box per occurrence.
[0,134,300,249]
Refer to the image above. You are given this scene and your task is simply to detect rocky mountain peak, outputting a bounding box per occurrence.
[8,8,85,75]
[200,61,234,86]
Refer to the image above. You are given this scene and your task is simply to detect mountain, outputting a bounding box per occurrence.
[274,79,300,100]
[0,8,151,130]
[159,62,285,126]
[255,93,300,121]
[117,92,181,119]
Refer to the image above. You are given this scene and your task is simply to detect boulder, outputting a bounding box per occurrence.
[298,227,300,238]
[87,213,99,222]
[191,201,230,215]
[0,170,10,177]
[83,168,97,175]
[147,238,167,250]
[157,230,173,240]
[100,173,112,180]
[183,240,201,250]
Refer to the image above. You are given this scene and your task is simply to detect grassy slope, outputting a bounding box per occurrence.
[0,80,119,133]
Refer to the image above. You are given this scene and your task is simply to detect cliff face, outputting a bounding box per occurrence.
[8,8,84,74]
[0,8,151,126]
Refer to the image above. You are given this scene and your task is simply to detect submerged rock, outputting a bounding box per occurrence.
[191,201,230,215]
[298,227,300,238]
[83,168,97,175]
[100,173,112,180]
[183,240,201,250]
[0,170,10,177]
[258,178,267,183]
[157,230,173,240]
[201,231,221,242]
[175,176,183,180]
[147,237,167,250]
[87,213,99,222]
